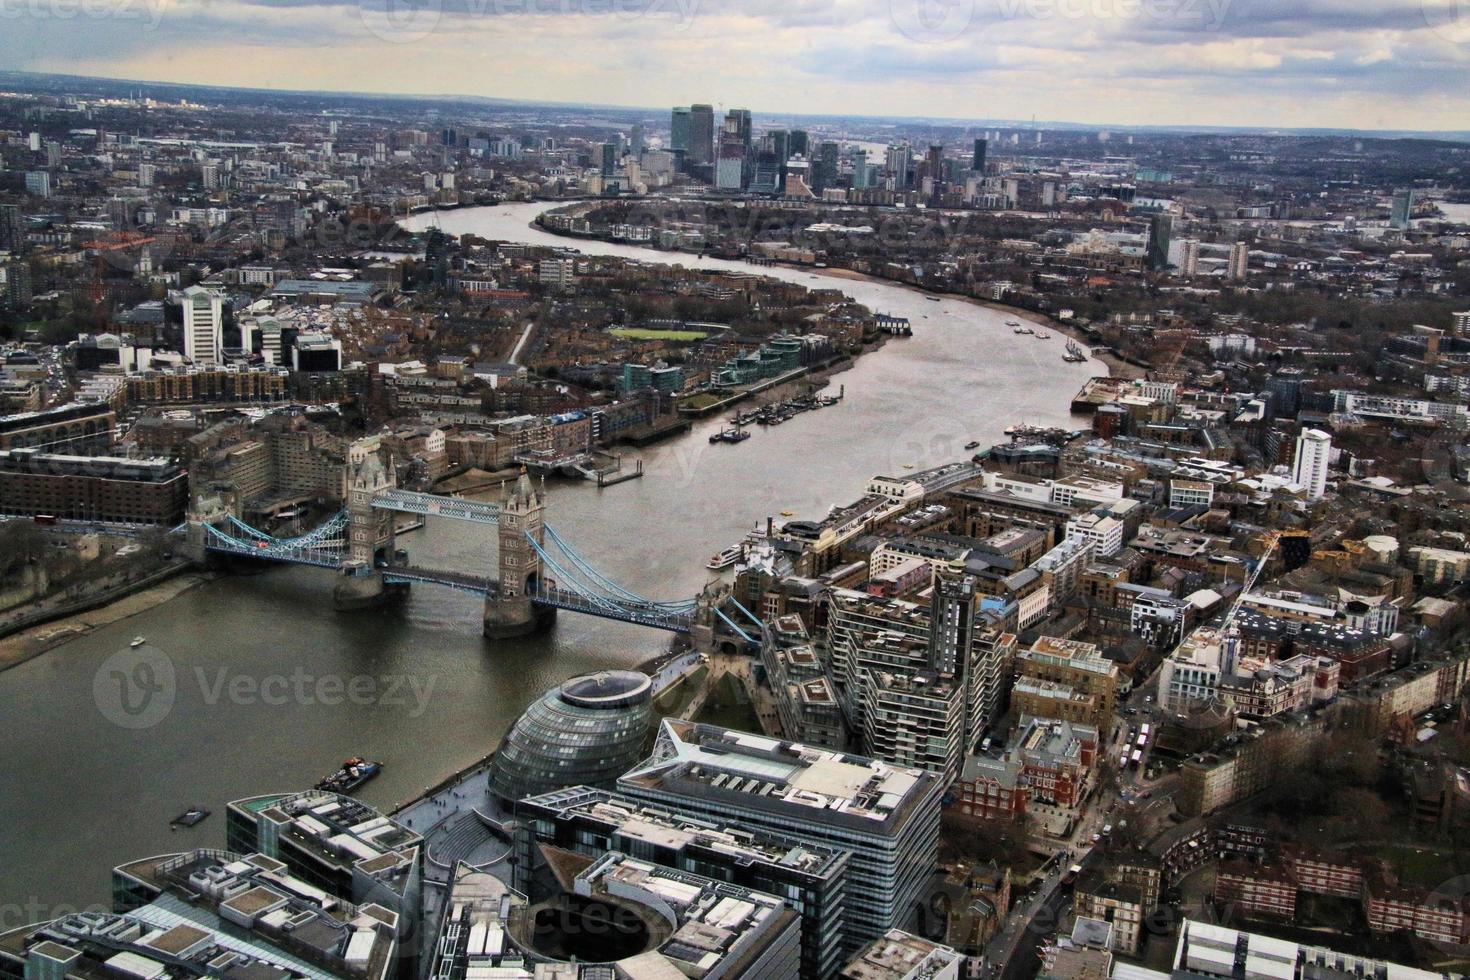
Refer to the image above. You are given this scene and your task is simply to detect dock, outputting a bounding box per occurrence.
[598,460,643,487]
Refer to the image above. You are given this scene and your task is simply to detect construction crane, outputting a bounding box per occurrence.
[1218,530,1280,633]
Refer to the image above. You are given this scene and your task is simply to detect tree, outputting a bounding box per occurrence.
[0,520,49,580]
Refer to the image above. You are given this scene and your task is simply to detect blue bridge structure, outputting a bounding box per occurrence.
[193,467,759,644]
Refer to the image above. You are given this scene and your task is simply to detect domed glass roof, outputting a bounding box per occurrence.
[489,670,654,803]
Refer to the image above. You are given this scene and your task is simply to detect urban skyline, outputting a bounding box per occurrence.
[3,24,1470,980]
[2,0,1470,131]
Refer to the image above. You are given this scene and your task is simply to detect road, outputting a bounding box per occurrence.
[979,666,1179,980]
[507,319,536,365]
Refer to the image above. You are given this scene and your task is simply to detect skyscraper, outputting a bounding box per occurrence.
[787,130,809,159]
[724,108,752,149]
[179,285,224,364]
[767,129,790,186]
[924,144,945,204]
[688,104,715,165]
[971,137,988,173]
[814,141,838,193]
[767,129,789,160]
[425,227,451,292]
[600,142,617,177]
[716,134,746,190]
[629,122,644,156]
[885,144,911,189]
[669,107,691,153]
[0,204,22,254]
[850,148,869,188]
[1390,187,1415,229]
[1180,238,1201,276]
[1146,213,1174,271]
[1228,240,1250,280]
[925,144,943,181]
[1292,428,1331,500]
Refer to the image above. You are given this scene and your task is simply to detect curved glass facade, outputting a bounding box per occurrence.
[489,670,654,803]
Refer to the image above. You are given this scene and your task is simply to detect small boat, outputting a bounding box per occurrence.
[1035,332,1050,340]
[925,295,941,302]
[964,441,981,450]
[170,806,210,829]
[707,545,745,570]
[316,757,383,795]
[780,510,794,517]
[130,636,146,648]
[902,463,914,469]
[1006,320,1021,327]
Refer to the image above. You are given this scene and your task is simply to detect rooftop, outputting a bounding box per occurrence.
[517,786,848,879]
[841,929,962,980]
[620,719,939,833]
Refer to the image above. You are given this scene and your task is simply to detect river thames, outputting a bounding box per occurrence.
[0,201,1099,917]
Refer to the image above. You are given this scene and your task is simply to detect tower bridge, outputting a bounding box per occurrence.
[190,455,758,645]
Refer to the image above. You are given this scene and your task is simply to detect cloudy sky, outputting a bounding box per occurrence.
[3,0,1469,130]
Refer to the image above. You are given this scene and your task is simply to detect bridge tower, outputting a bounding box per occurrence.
[334,449,405,610]
[484,471,555,639]
[347,451,395,566]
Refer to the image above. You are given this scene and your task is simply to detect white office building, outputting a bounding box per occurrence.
[1291,428,1331,500]
[179,286,224,364]
[620,719,943,958]
[1065,512,1126,557]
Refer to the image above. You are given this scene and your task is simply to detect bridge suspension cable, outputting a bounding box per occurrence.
[201,520,347,568]
[524,536,628,615]
[541,523,697,613]
[222,510,348,549]
[526,531,696,616]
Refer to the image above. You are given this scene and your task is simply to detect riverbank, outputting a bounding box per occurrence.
[811,265,1142,381]
[530,215,1135,381]
[0,568,212,674]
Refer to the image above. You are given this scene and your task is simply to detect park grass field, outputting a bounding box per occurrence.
[609,327,709,341]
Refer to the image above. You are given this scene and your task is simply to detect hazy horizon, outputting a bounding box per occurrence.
[2,0,1469,132]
